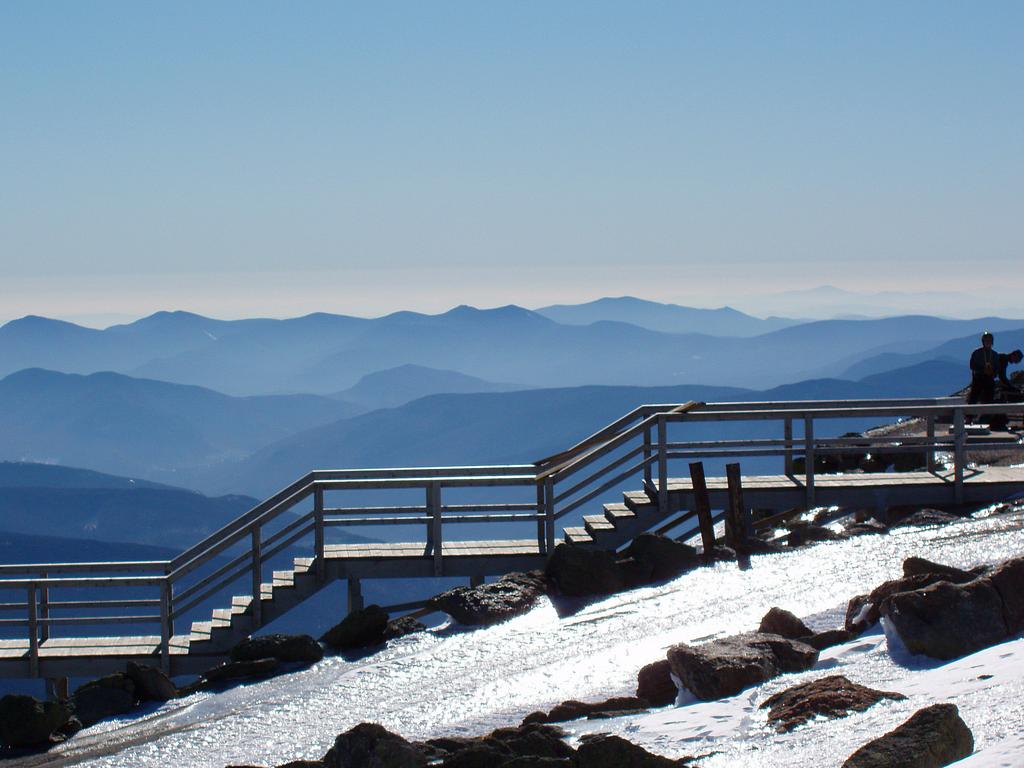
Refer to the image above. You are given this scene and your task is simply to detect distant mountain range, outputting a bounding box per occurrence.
[842,328,1024,380]
[3,303,1020,395]
[333,364,520,409]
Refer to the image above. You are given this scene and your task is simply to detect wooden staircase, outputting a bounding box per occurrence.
[562,489,664,548]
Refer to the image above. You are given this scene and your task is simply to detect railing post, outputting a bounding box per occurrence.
[38,572,49,644]
[428,482,442,576]
[725,463,749,553]
[926,414,936,473]
[803,415,815,508]
[314,486,326,582]
[27,584,39,678]
[657,414,668,514]
[535,479,546,553]
[643,423,653,486]
[954,407,966,504]
[544,477,555,553]
[347,577,363,614]
[251,524,263,629]
[160,579,171,674]
[784,418,794,475]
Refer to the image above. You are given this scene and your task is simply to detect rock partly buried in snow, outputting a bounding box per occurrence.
[0,694,72,748]
[890,509,965,528]
[758,607,812,639]
[424,723,574,765]
[760,674,906,732]
[522,696,649,725]
[987,555,1024,634]
[545,544,625,597]
[322,722,427,768]
[203,657,280,685]
[624,534,700,582]
[320,605,390,650]
[667,632,818,701]
[787,524,848,547]
[844,519,888,537]
[880,577,1008,660]
[576,733,692,767]
[230,634,324,664]
[427,572,547,626]
[636,659,677,706]
[800,628,854,651]
[71,673,137,727]
[383,615,427,640]
[846,569,968,635]
[901,557,977,583]
[841,703,973,768]
[125,661,178,702]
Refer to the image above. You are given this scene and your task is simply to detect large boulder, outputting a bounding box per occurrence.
[842,703,973,767]
[987,555,1024,634]
[800,628,854,651]
[321,605,390,651]
[575,733,690,767]
[901,557,976,583]
[427,572,547,626]
[322,722,427,768]
[545,544,625,597]
[889,509,964,528]
[125,662,178,702]
[846,572,963,634]
[787,524,848,547]
[203,657,280,685]
[72,673,137,727]
[426,724,573,766]
[231,634,324,664]
[384,616,427,641]
[880,578,1008,659]
[624,534,700,581]
[667,633,818,701]
[636,659,677,706]
[0,694,72,748]
[760,675,905,732]
[758,607,812,639]
[522,696,648,725]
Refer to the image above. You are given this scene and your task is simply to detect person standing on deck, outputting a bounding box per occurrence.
[968,331,999,408]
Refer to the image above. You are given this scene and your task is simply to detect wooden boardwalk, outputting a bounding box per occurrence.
[2,396,1022,683]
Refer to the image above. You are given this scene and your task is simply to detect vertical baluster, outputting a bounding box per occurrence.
[954,408,965,504]
[643,423,653,486]
[544,477,555,553]
[535,479,546,553]
[926,414,936,473]
[160,579,171,674]
[251,525,262,628]
[429,482,442,576]
[314,486,326,581]
[804,415,815,508]
[657,414,668,514]
[784,418,794,475]
[28,584,39,678]
[38,572,49,644]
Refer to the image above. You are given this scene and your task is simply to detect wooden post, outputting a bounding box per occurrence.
[689,462,716,555]
[429,482,442,576]
[926,414,936,473]
[45,677,68,701]
[28,584,39,678]
[784,418,794,475]
[725,463,748,553]
[160,580,171,674]
[314,486,326,582]
[251,525,263,629]
[38,572,49,644]
[643,424,653,486]
[347,577,363,614]
[954,407,966,504]
[544,477,555,553]
[803,415,816,508]
[470,575,484,588]
[535,480,546,552]
[657,414,668,514]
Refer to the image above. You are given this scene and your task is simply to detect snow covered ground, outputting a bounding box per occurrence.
[11,503,1024,767]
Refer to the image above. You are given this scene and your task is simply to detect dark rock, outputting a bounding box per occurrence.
[323,722,427,768]
[881,578,1008,659]
[0,694,72,748]
[72,673,137,727]
[845,594,876,634]
[277,762,326,768]
[500,758,572,767]
[485,723,575,760]
[703,545,736,562]
[987,555,1024,634]
[384,616,427,641]
[842,703,973,767]
[54,716,82,740]
[667,632,818,701]
[522,697,649,725]
[126,661,178,702]
[625,534,700,581]
[231,634,324,664]
[545,544,625,597]
[758,607,812,639]
[427,572,547,626]
[636,659,677,706]
[890,509,964,528]
[440,744,508,767]
[203,657,280,685]
[847,572,964,634]
[739,538,789,555]
[902,557,975,583]
[576,733,690,767]
[787,524,847,547]
[844,519,888,537]
[320,605,390,650]
[617,557,656,589]
[760,674,906,732]
[800,628,854,651]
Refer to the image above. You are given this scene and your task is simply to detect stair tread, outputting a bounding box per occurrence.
[563,526,594,544]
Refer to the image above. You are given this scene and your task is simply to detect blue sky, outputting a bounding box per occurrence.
[1,2,1021,323]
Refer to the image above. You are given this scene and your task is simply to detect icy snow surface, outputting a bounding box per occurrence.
[16,505,1024,767]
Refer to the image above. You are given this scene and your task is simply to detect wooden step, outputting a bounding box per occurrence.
[603,503,636,523]
[562,526,593,545]
[583,514,615,535]
[623,490,656,512]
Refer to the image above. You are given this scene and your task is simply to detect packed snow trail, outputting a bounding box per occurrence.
[11,504,1024,767]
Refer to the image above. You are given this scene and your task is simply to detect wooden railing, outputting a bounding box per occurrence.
[2,396,1022,675]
